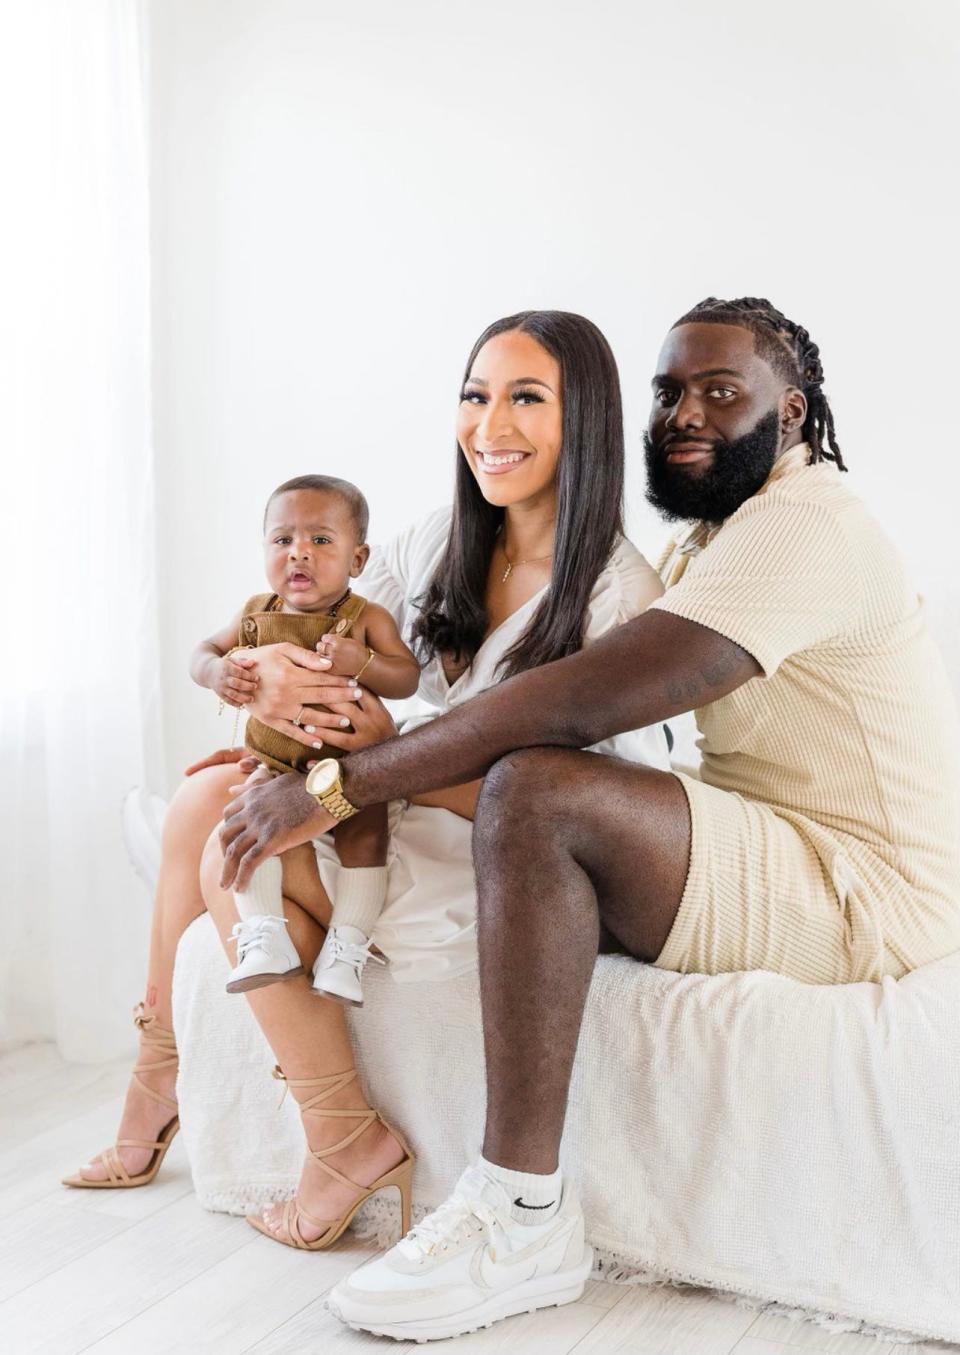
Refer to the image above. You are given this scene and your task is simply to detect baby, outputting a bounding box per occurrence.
[190,474,420,1005]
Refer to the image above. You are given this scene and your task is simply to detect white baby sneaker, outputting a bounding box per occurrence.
[225,915,305,993]
[311,925,384,1006]
[327,1163,592,1343]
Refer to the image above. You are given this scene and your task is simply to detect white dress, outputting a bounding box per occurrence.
[313,506,672,982]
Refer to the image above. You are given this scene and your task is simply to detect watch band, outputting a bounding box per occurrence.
[307,760,360,822]
[320,785,359,822]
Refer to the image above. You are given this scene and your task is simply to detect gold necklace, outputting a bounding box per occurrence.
[498,540,553,584]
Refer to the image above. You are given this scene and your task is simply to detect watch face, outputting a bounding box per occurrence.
[306,760,340,796]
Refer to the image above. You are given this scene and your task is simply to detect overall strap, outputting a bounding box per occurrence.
[328,592,367,637]
[238,593,282,647]
[241,592,281,617]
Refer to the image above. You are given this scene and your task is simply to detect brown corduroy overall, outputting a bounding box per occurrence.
[236,590,367,775]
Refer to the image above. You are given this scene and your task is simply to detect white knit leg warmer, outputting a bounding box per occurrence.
[233,854,284,920]
[330,866,388,936]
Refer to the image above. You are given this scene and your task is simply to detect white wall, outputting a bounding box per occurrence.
[149,0,960,788]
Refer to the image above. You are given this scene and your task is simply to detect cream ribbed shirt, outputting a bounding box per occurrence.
[651,443,960,970]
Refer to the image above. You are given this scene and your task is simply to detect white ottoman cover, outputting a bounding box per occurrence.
[172,913,960,1344]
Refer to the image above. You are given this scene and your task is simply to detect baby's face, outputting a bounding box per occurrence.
[263,489,368,612]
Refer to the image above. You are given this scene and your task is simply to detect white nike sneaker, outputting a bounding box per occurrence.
[311,925,384,1006]
[327,1164,593,1343]
[225,915,305,993]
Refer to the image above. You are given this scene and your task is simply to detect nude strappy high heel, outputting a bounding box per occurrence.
[246,1066,414,1251]
[62,1003,179,1189]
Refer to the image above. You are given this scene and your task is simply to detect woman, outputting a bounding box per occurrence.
[65,309,670,1247]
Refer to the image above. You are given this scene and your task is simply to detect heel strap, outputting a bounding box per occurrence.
[132,1003,179,1112]
[273,1064,377,1189]
[98,1123,176,1186]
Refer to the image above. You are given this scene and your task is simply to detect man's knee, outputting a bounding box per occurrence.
[476,747,583,839]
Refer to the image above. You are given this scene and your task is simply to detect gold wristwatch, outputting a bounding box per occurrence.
[304,758,359,822]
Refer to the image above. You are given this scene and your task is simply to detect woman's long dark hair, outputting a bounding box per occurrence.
[411,310,625,678]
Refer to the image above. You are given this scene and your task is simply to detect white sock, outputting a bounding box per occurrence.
[331,866,388,937]
[479,1155,562,1225]
[234,855,284,921]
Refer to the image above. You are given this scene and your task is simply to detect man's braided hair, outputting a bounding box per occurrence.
[673,297,847,471]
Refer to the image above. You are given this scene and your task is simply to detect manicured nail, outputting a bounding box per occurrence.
[340,717,350,728]
[305,725,316,733]
[312,741,323,748]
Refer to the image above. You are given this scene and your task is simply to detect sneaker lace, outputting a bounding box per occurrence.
[230,916,287,962]
[398,1191,501,1259]
[328,932,386,975]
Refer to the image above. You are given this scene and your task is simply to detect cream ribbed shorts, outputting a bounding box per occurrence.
[654,773,907,985]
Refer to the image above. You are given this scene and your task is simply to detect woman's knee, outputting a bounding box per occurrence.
[162,764,238,855]
[198,827,232,920]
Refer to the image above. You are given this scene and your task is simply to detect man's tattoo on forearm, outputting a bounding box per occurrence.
[664,642,754,708]
[666,676,702,703]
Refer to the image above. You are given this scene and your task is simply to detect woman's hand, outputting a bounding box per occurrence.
[243,641,363,746]
[302,690,399,755]
[219,771,335,892]
[184,747,261,777]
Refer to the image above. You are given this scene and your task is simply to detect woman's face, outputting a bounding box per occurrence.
[457,330,563,509]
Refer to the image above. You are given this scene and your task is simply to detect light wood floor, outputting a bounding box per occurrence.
[0,1044,953,1355]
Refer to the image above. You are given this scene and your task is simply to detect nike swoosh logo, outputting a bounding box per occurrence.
[514,1197,556,1210]
[474,1249,540,1291]
[472,1217,575,1291]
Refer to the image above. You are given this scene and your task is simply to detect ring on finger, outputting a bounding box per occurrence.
[292,705,306,728]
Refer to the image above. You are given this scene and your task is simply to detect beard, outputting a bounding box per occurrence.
[643,408,781,524]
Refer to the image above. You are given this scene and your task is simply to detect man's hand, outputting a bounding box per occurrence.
[219,771,335,892]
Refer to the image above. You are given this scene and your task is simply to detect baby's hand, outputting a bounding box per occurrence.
[316,633,371,678]
[213,654,259,707]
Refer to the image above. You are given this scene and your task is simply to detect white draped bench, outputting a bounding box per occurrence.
[173,920,960,1344]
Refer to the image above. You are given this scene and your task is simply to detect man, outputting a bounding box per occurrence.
[220,297,960,1344]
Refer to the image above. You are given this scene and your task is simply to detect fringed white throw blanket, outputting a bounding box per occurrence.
[173,913,960,1345]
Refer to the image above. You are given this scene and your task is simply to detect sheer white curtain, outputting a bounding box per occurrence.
[0,0,161,1060]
